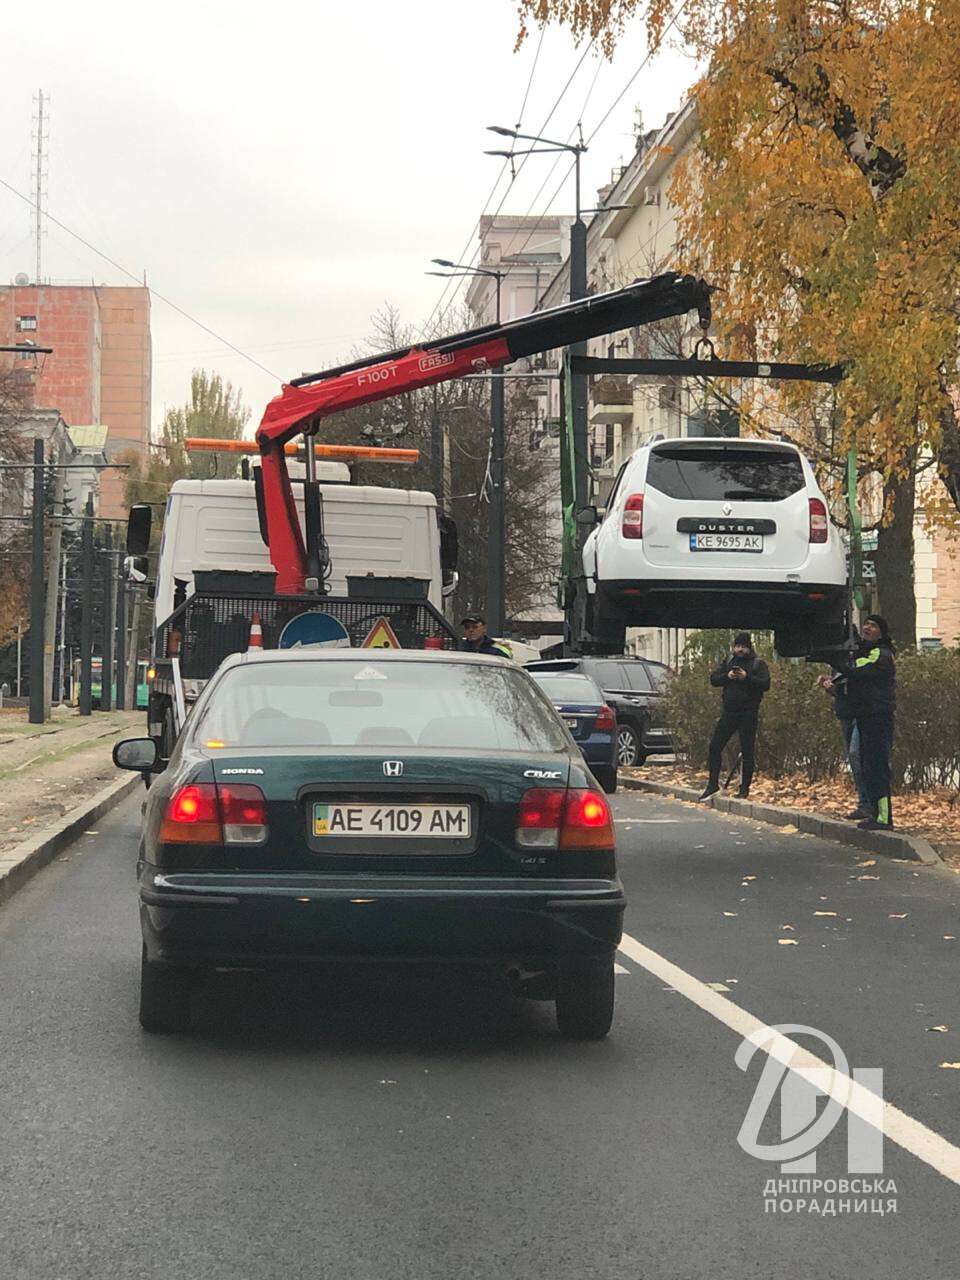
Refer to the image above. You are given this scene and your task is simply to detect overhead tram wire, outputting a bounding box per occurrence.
[492,0,692,289]
[424,33,597,337]
[421,24,546,338]
[0,174,281,382]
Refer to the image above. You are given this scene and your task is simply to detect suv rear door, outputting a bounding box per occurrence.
[640,443,811,571]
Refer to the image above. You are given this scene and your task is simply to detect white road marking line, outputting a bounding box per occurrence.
[614,963,630,975]
[615,818,680,824]
[617,931,960,1188]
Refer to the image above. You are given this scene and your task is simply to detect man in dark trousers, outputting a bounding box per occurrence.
[833,614,897,830]
[700,632,771,801]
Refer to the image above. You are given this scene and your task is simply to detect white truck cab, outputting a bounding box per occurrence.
[154,475,446,629]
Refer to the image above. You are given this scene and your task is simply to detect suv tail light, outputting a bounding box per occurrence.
[160,782,268,845]
[809,497,829,544]
[621,493,644,539]
[516,788,615,851]
[594,704,616,733]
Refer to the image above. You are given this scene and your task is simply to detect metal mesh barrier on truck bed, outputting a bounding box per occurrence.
[157,593,457,679]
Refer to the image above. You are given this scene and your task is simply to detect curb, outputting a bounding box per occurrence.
[0,773,141,906]
[621,777,942,865]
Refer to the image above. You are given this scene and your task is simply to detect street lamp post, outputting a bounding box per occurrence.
[486,127,592,639]
[427,259,505,633]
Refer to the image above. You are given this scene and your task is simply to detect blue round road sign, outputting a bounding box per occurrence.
[278,611,351,650]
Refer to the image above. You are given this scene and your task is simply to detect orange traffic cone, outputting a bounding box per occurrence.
[247,611,264,650]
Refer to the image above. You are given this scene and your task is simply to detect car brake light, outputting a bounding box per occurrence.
[516,788,614,851]
[160,784,221,844]
[517,788,565,848]
[159,782,268,845]
[559,789,615,851]
[219,784,268,845]
[622,493,644,540]
[809,497,829,544]
[594,704,616,733]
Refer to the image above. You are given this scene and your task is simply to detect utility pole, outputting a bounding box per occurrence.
[427,257,506,631]
[79,493,94,716]
[58,552,67,703]
[42,439,66,718]
[32,89,47,289]
[430,384,443,510]
[101,529,114,712]
[115,567,127,712]
[125,590,141,709]
[29,439,45,724]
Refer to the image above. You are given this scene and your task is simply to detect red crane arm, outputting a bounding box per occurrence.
[254,273,712,594]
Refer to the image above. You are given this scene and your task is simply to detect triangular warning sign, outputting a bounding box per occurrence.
[361,616,402,649]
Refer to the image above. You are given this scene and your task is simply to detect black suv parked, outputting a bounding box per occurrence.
[525,657,672,768]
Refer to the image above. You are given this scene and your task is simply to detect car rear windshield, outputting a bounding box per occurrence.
[646,446,805,502]
[531,674,601,704]
[193,660,569,752]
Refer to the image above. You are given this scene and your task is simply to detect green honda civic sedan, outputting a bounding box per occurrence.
[114,649,625,1040]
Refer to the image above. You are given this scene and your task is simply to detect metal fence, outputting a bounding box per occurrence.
[157,593,457,679]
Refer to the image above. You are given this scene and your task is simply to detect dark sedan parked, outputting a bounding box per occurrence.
[526,656,673,769]
[527,671,618,795]
[115,650,625,1040]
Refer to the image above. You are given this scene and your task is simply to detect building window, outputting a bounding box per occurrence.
[16,315,37,332]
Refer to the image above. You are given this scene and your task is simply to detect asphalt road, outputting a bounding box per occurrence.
[1,787,959,1279]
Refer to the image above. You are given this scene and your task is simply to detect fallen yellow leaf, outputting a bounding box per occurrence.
[857,860,877,868]
[939,1062,960,1070]
[928,1026,949,1033]
[743,875,757,881]
[858,875,880,881]
[814,911,838,917]
[778,939,798,946]
[723,911,738,917]
[945,936,957,941]
[889,913,908,919]
[780,924,795,931]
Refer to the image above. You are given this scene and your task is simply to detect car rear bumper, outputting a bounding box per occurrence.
[139,868,625,971]
[599,579,846,627]
[576,735,616,766]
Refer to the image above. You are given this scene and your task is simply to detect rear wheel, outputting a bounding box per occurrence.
[594,764,618,794]
[616,724,645,769]
[139,948,197,1033]
[556,960,615,1040]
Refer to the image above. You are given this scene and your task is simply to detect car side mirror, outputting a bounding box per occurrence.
[576,506,599,527]
[113,737,159,773]
[127,504,152,556]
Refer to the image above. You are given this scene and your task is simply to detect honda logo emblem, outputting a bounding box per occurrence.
[382,760,404,777]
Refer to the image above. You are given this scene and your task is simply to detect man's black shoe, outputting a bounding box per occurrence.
[699,785,719,802]
[735,787,750,799]
[857,818,894,832]
[846,809,870,821]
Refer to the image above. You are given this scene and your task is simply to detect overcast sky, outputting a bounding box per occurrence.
[0,0,697,430]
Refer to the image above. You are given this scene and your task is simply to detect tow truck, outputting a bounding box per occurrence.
[129,273,715,752]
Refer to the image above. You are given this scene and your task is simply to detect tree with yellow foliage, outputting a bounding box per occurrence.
[518,0,960,645]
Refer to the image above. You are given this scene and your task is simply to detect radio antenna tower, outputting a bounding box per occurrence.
[32,90,49,286]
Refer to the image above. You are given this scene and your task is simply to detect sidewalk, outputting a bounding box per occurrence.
[0,707,143,861]
[627,762,960,869]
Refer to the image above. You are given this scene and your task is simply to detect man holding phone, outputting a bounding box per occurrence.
[700,632,771,801]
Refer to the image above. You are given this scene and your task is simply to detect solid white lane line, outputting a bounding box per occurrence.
[618,931,960,1188]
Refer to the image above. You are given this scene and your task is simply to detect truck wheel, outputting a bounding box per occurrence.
[556,960,615,1040]
[594,765,618,795]
[139,947,197,1034]
[616,724,645,768]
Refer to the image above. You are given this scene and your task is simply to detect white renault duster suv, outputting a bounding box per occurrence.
[582,438,847,656]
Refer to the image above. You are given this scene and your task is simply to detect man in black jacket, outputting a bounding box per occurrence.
[832,614,896,830]
[700,633,771,801]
